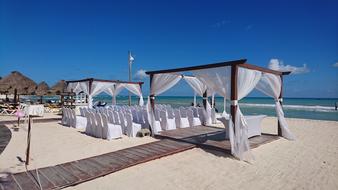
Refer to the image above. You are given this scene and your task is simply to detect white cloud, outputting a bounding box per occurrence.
[333,62,338,67]
[211,20,230,28]
[133,69,147,79]
[268,59,310,74]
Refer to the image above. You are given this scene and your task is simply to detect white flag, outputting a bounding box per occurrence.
[129,52,134,65]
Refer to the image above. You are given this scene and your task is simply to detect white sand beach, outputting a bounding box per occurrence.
[0,117,337,190]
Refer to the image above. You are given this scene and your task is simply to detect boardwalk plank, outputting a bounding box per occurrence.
[28,169,55,190]
[123,148,152,159]
[39,166,69,187]
[72,159,104,177]
[90,155,121,172]
[106,152,135,166]
[60,162,91,180]
[0,174,21,190]
[54,165,80,185]
[12,172,40,190]
[136,145,162,154]
[147,143,176,153]
[115,150,144,162]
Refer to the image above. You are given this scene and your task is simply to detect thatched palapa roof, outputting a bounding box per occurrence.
[0,71,37,95]
[50,80,67,95]
[36,81,50,96]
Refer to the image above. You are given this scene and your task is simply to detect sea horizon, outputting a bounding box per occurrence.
[21,95,338,122]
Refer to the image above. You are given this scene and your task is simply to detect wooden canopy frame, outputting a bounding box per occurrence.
[145,59,291,136]
[66,78,144,106]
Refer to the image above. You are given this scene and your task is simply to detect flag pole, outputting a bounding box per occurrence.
[128,51,131,106]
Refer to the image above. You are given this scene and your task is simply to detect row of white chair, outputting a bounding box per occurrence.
[82,108,142,138]
[62,108,87,129]
[83,111,123,140]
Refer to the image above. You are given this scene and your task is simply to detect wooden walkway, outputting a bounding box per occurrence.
[0,139,195,190]
[156,126,279,153]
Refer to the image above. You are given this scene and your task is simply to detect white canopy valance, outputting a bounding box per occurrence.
[67,79,144,108]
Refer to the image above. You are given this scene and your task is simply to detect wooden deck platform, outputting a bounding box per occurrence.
[155,126,280,153]
[0,139,195,190]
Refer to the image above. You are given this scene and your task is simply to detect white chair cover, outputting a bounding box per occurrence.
[125,113,142,137]
[101,113,123,140]
[160,110,176,130]
[174,109,189,128]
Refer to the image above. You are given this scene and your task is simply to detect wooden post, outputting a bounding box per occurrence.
[88,79,93,107]
[128,51,132,106]
[202,90,207,109]
[139,83,143,105]
[230,65,238,132]
[14,88,17,103]
[149,74,155,110]
[25,115,32,165]
[278,76,283,136]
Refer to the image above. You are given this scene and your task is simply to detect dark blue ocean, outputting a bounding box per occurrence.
[89,95,338,122]
[34,95,338,121]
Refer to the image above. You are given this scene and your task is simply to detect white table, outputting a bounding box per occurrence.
[217,115,267,139]
[24,105,45,117]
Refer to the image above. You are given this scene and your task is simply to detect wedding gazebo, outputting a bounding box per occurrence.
[145,59,295,160]
[66,78,144,108]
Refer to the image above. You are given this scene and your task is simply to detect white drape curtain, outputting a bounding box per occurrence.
[123,84,144,106]
[193,67,230,118]
[105,83,124,105]
[194,67,261,161]
[183,76,212,124]
[228,67,262,161]
[67,82,90,95]
[67,81,144,107]
[88,81,115,108]
[255,73,295,140]
[147,74,182,134]
[67,82,79,93]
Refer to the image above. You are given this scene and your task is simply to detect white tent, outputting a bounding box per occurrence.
[145,59,295,161]
[66,78,144,108]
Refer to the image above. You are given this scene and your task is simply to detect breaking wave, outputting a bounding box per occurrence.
[240,103,337,113]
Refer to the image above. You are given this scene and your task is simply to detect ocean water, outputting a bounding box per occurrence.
[93,95,338,121]
[25,95,338,121]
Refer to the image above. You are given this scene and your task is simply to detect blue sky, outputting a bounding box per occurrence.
[0,0,337,98]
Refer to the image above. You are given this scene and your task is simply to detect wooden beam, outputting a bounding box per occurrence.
[66,78,144,85]
[149,74,155,111]
[278,75,283,136]
[230,65,238,132]
[202,90,207,109]
[238,63,288,76]
[145,59,247,75]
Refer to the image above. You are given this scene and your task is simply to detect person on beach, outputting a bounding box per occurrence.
[335,102,337,111]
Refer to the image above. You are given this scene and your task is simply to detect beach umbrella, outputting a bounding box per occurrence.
[36,81,50,103]
[50,80,67,95]
[36,81,50,96]
[0,71,37,102]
